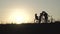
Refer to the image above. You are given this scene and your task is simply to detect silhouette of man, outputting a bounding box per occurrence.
[34,13,38,23]
[39,13,43,23]
[42,11,48,23]
[35,13,38,20]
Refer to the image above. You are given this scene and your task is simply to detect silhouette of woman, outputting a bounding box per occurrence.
[42,11,48,23]
[39,11,48,23]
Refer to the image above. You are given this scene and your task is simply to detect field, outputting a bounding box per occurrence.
[0,22,60,34]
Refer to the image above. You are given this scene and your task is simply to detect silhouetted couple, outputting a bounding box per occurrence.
[35,11,48,23]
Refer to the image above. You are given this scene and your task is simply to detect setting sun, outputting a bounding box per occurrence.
[15,16,24,24]
[8,8,30,24]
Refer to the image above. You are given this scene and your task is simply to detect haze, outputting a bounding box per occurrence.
[0,0,60,24]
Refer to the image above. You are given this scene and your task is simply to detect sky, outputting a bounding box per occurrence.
[0,0,60,23]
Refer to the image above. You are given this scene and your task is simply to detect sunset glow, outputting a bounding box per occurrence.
[0,0,60,24]
[8,9,30,24]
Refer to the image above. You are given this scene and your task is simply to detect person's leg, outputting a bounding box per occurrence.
[45,17,48,23]
[39,16,41,23]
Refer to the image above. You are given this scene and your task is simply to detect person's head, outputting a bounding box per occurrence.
[35,13,37,16]
[42,11,46,13]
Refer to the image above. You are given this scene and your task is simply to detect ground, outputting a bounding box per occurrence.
[0,22,60,34]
